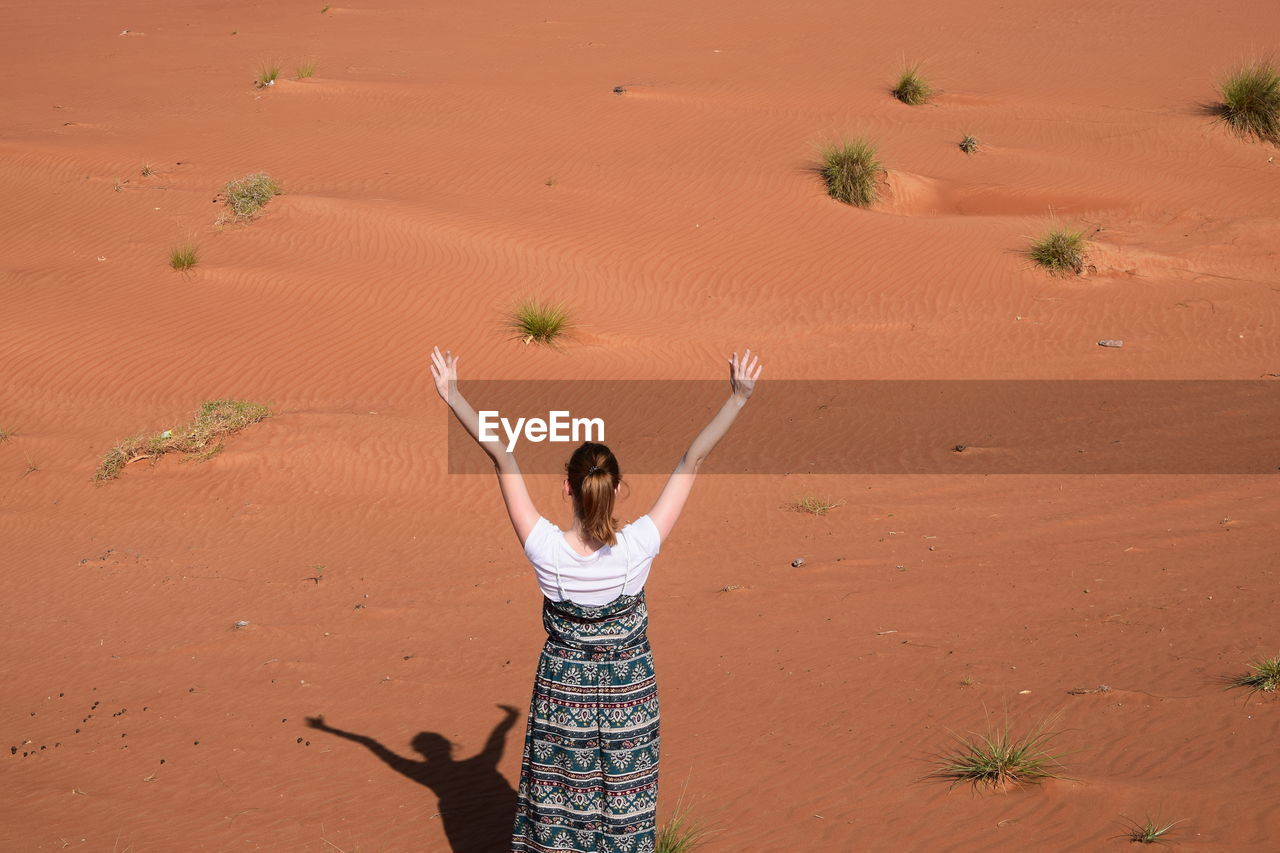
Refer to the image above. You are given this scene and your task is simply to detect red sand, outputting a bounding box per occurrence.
[3,1,1279,850]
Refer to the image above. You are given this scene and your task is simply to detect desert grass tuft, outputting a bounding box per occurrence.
[0,426,13,441]
[95,400,270,481]
[819,139,881,207]
[656,790,713,853]
[1121,815,1186,845]
[511,300,570,345]
[1217,60,1280,142]
[892,65,933,105]
[1028,228,1087,275]
[255,63,281,88]
[1229,654,1280,696]
[223,172,282,219]
[959,134,979,154]
[928,717,1067,790]
[140,162,155,177]
[170,243,199,271]
[793,496,845,516]
[297,60,317,79]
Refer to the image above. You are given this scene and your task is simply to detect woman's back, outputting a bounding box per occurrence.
[523,515,662,606]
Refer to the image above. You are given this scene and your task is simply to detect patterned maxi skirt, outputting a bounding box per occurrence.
[511,590,660,852]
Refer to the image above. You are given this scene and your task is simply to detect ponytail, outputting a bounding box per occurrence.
[565,442,621,546]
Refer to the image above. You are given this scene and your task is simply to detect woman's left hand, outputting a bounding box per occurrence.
[430,346,459,403]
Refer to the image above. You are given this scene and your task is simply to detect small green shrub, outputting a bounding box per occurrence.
[255,64,280,88]
[959,135,979,154]
[928,718,1067,790]
[1230,654,1280,696]
[1121,815,1185,845]
[223,173,282,219]
[297,60,317,79]
[892,65,933,105]
[511,300,570,345]
[96,400,270,481]
[819,139,882,207]
[1029,228,1087,275]
[1218,61,1280,142]
[170,244,199,271]
[656,804,711,853]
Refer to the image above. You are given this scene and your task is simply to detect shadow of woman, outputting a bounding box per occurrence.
[306,705,519,853]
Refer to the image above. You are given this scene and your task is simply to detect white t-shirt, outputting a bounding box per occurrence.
[523,515,662,606]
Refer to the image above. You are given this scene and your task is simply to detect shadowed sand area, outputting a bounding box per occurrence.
[2,0,1279,850]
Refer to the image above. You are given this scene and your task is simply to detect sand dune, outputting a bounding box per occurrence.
[3,0,1278,850]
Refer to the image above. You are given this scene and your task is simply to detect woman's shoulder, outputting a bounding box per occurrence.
[621,514,655,533]
[523,516,558,554]
[620,515,660,554]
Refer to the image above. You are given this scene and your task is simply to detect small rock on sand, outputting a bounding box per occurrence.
[1097,339,1124,348]
[791,558,805,567]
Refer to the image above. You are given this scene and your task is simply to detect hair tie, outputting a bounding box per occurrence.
[587,465,601,474]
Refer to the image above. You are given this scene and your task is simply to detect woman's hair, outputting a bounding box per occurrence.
[565,442,621,546]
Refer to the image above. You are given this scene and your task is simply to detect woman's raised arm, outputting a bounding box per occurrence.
[430,346,540,545]
[646,349,762,542]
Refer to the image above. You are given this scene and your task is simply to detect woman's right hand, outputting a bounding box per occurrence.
[729,348,762,401]
[430,346,459,404]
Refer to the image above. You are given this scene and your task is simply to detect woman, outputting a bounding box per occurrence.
[430,346,762,852]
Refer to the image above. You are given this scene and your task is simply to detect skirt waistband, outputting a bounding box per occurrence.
[542,636,652,661]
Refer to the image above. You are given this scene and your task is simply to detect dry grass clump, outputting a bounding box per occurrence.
[223,173,282,219]
[1229,654,1280,697]
[959,134,979,154]
[892,65,933,105]
[819,139,882,207]
[656,813,711,853]
[0,426,13,441]
[928,718,1067,790]
[95,400,270,481]
[170,243,199,271]
[511,300,570,345]
[1028,228,1087,275]
[656,791,712,853]
[1120,815,1186,845]
[255,63,280,88]
[1217,60,1280,142]
[297,60,317,79]
[793,496,844,516]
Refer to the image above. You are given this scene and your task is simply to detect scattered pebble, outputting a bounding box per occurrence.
[1097,339,1124,348]
[952,444,967,453]
[790,558,805,568]
[233,620,250,629]
[612,85,626,94]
